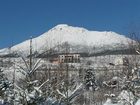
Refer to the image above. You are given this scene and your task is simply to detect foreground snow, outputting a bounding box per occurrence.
[135,99,140,105]
[104,90,140,105]
[103,99,122,105]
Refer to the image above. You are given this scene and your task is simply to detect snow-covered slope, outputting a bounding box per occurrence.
[0,24,133,56]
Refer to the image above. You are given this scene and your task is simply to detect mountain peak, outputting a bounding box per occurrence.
[54,24,69,28]
[51,24,88,33]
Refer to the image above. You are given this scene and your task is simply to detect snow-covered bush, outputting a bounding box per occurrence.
[0,69,13,104]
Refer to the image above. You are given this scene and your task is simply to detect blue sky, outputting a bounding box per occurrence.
[0,0,140,48]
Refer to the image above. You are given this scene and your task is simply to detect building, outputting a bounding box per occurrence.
[59,54,80,63]
[50,53,80,64]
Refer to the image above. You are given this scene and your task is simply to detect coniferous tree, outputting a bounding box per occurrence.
[84,69,96,91]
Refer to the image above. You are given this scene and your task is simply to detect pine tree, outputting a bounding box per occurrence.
[13,37,46,105]
[84,68,96,91]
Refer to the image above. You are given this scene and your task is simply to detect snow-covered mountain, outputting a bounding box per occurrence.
[0,24,134,56]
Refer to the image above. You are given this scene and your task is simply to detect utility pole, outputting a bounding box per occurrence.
[66,60,69,105]
[13,59,16,105]
[28,36,33,82]
[65,43,69,105]
[30,36,33,71]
